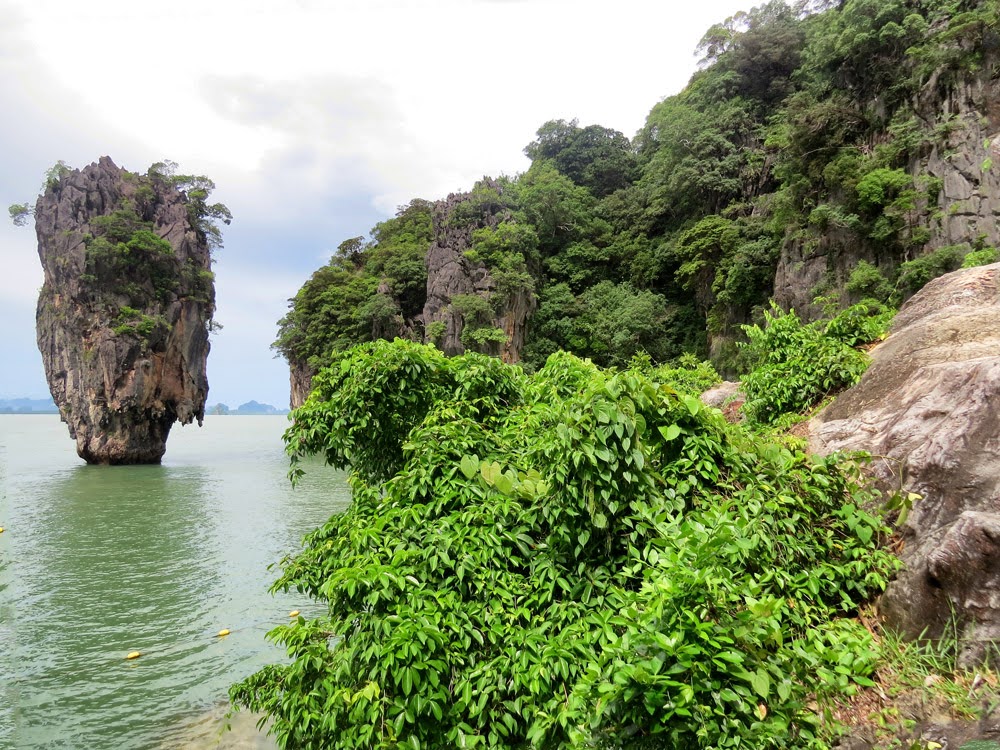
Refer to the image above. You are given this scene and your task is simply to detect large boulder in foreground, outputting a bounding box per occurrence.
[809,263,1000,665]
[33,157,219,464]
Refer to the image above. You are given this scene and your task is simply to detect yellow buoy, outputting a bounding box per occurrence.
[0,526,5,533]
[218,629,231,637]
[125,651,141,660]
[288,610,300,618]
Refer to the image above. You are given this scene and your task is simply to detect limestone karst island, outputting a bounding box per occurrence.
[5,1,1000,749]
[18,157,228,464]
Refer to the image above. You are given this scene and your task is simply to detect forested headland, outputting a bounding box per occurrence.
[273,0,999,404]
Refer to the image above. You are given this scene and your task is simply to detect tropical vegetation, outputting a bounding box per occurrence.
[232,340,899,749]
[272,0,998,379]
[238,0,1000,746]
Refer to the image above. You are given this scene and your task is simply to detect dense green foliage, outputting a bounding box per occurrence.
[273,201,434,370]
[235,3,1000,744]
[274,0,998,380]
[233,340,899,749]
[739,302,892,425]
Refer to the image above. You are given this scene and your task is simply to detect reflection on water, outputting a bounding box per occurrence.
[0,416,349,750]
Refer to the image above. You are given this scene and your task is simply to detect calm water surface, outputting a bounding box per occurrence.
[0,415,350,750]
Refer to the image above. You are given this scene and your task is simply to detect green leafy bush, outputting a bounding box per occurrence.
[425,320,446,345]
[740,305,870,425]
[649,352,722,396]
[895,244,967,298]
[845,261,893,303]
[855,168,913,213]
[824,300,895,348]
[961,247,998,268]
[450,294,509,353]
[112,306,163,339]
[232,340,898,749]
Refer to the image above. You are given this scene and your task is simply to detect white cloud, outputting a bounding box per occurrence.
[1,0,763,402]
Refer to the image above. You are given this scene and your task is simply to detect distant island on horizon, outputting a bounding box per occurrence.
[0,397,59,414]
[0,398,289,416]
[207,400,290,416]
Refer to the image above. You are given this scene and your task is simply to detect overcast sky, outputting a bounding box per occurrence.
[1,0,756,409]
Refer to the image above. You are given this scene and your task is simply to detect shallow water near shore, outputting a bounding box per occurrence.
[0,415,350,750]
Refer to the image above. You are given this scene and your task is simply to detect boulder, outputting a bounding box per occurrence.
[808,263,1000,665]
[700,380,742,408]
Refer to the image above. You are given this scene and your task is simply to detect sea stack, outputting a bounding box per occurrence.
[32,157,221,464]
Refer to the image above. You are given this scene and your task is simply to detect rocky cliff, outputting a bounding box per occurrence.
[422,179,535,362]
[34,157,218,464]
[809,263,1000,666]
[288,360,315,412]
[774,63,1000,315]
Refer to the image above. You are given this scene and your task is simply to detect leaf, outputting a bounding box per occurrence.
[494,473,514,495]
[757,702,767,720]
[658,424,681,442]
[460,454,479,480]
[776,680,791,702]
[682,395,701,416]
[750,668,770,699]
[480,462,501,486]
[403,668,413,695]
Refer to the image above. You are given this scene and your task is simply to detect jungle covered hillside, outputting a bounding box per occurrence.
[273,0,1000,399]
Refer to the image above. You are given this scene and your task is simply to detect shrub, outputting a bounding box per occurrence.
[855,168,912,213]
[895,244,967,298]
[425,320,446,345]
[824,300,895,348]
[962,247,998,268]
[232,341,898,750]
[649,352,722,396]
[740,305,870,425]
[845,260,893,303]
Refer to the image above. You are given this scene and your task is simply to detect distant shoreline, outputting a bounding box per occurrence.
[0,399,289,416]
[0,411,291,416]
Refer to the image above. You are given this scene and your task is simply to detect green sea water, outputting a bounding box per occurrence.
[0,415,350,749]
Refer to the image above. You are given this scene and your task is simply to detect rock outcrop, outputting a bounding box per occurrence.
[808,263,1000,665]
[34,157,218,464]
[288,360,315,411]
[422,179,536,362]
[774,65,1000,315]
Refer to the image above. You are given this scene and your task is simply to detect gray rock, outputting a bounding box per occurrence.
[288,360,315,411]
[808,264,1000,664]
[422,178,535,362]
[34,157,215,464]
[700,381,742,408]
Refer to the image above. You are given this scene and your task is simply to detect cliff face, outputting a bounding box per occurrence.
[34,157,216,464]
[288,360,315,411]
[422,180,536,362]
[774,64,1000,314]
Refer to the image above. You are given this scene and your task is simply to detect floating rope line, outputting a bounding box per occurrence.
[119,611,311,662]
